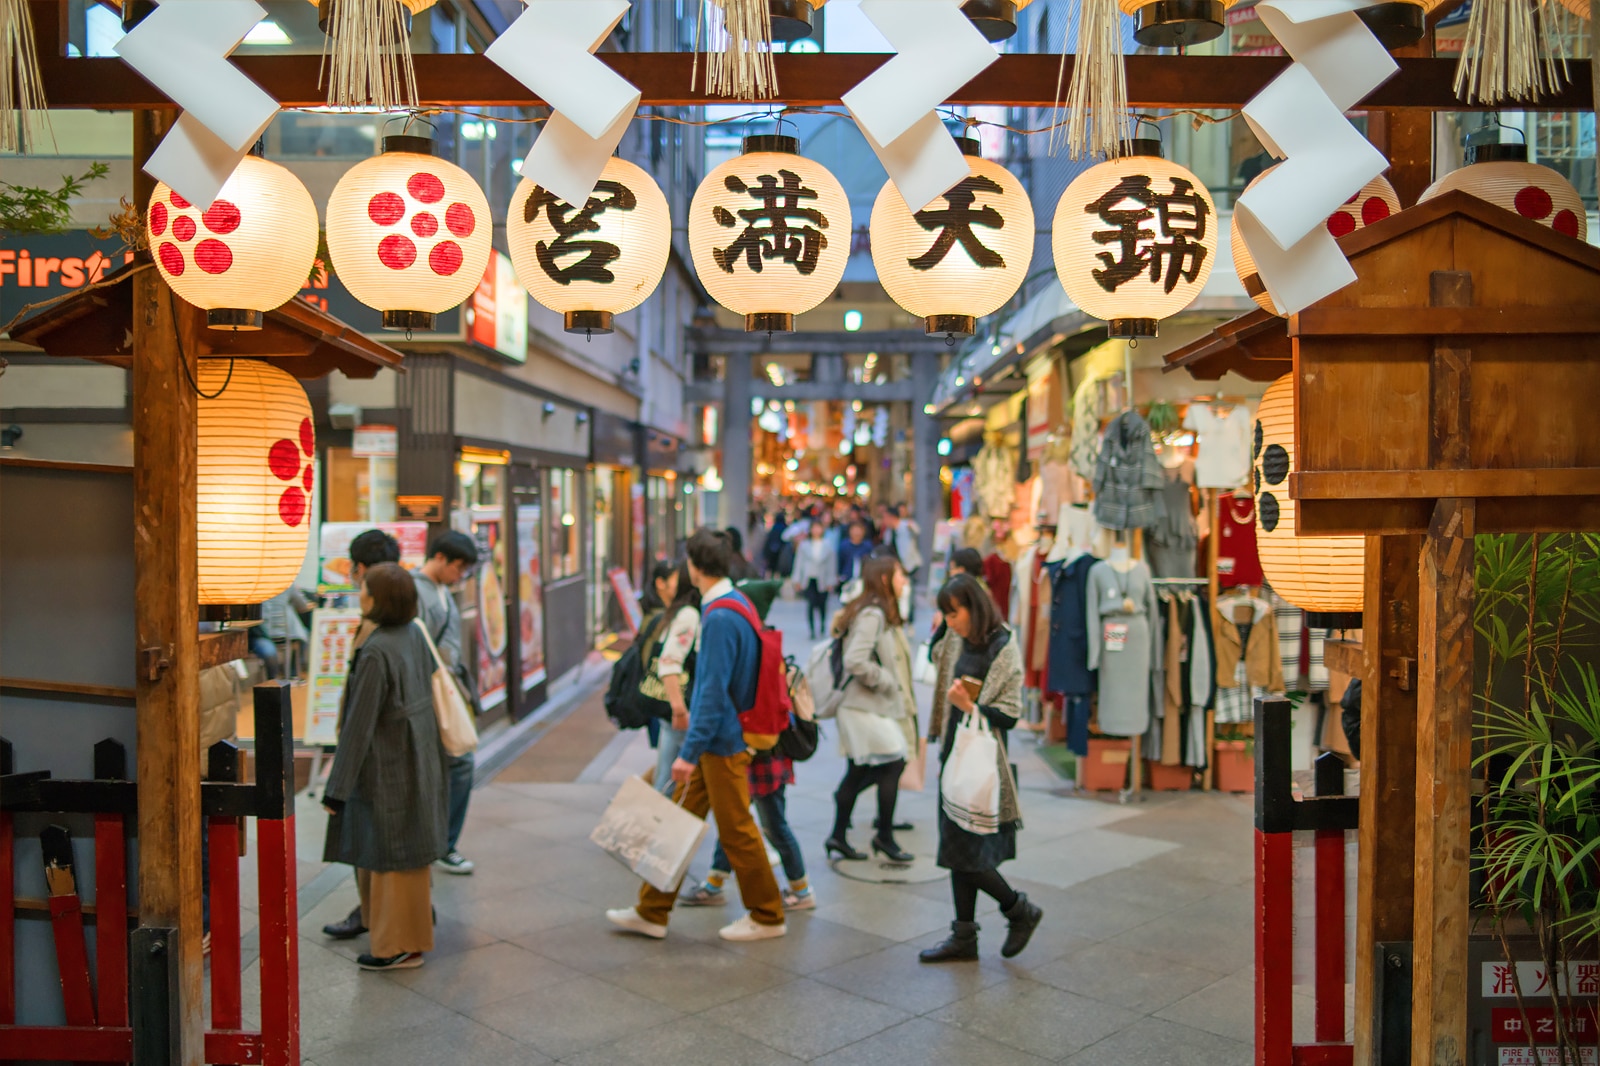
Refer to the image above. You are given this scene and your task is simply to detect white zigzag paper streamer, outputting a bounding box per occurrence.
[1234,0,1397,315]
[486,0,641,208]
[842,0,998,212]
[114,0,280,209]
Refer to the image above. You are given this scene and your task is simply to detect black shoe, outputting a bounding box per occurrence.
[919,921,980,963]
[873,818,914,833]
[357,951,423,971]
[825,836,867,861]
[1000,892,1043,959]
[871,837,913,864]
[323,905,366,940]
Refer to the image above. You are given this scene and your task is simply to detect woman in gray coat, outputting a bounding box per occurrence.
[323,563,448,971]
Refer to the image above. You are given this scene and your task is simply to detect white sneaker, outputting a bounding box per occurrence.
[764,841,782,866]
[719,914,787,941]
[605,907,667,939]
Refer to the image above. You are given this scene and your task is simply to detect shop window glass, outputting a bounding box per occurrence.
[456,458,511,714]
[547,468,581,580]
[591,468,616,642]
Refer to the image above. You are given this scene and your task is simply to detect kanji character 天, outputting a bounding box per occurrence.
[908,174,1006,271]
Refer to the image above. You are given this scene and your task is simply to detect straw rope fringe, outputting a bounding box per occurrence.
[694,0,778,100]
[319,0,420,110]
[1453,0,1571,103]
[0,0,49,153]
[1053,0,1130,160]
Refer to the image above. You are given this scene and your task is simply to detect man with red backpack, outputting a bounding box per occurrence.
[607,528,788,942]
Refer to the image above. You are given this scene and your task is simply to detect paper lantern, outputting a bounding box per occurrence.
[689,135,852,333]
[870,137,1034,337]
[309,0,436,33]
[198,360,315,608]
[769,0,824,40]
[1118,0,1245,47]
[508,157,671,336]
[961,0,1033,42]
[1052,138,1217,339]
[1554,0,1588,16]
[1420,141,1587,241]
[325,135,493,331]
[1232,168,1401,315]
[148,153,319,331]
[1253,374,1363,614]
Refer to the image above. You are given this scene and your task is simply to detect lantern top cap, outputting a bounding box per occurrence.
[1118,137,1164,160]
[956,136,982,157]
[1464,142,1528,165]
[382,134,437,157]
[742,134,800,156]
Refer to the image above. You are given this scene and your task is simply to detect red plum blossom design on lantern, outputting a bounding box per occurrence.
[154,189,244,279]
[268,417,316,527]
[365,171,478,276]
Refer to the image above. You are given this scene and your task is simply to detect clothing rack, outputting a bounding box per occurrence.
[1152,578,1209,587]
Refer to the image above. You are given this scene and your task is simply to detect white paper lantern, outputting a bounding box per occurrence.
[508,157,671,336]
[198,361,315,607]
[325,135,493,331]
[1420,141,1587,241]
[1052,139,1218,339]
[689,135,852,333]
[148,153,319,331]
[1253,374,1363,613]
[1232,168,1401,315]
[871,138,1034,337]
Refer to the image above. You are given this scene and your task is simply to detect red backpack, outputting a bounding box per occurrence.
[705,594,792,744]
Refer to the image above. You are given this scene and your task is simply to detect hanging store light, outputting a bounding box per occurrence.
[961,0,1033,41]
[148,149,319,331]
[197,360,316,612]
[871,136,1035,338]
[689,134,851,333]
[1420,129,1587,240]
[1051,137,1217,340]
[1118,0,1245,48]
[508,156,671,336]
[768,0,824,41]
[325,133,493,331]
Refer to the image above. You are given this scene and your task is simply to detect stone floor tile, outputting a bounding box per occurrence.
[805,884,959,942]
[710,914,898,976]
[560,1014,805,1066]
[1105,901,1255,974]
[809,1016,1055,1066]
[383,940,581,1012]
[594,940,793,1012]
[432,881,598,941]
[931,978,1146,1061]
[1030,942,1227,1014]
[467,973,682,1059]
[305,1014,553,1066]
[811,942,1011,1014]
[295,971,459,1049]
[1005,828,1179,890]
[1156,969,1256,1044]
[701,977,912,1059]
[1063,1016,1251,1066]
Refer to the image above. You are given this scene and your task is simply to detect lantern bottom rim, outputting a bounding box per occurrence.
[207,308,265,332]
[746,312,795,334]
[1109,318,1159,339]
[200,603,264,624]
[925,314,977,338]
[565,310,615,336]
[769,0,815,41]
[1305,610,1363,631]
[961,0,1018,42]
[1353,2,1424,49]
[383,310,437,332]
[1132,0,1225,49]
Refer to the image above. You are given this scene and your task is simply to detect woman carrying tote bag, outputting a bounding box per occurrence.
[920,573,1043,963]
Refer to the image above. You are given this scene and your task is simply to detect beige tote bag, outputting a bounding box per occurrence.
[413,618,479,757]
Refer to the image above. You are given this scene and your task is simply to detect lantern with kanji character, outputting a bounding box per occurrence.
[147,152,319,331]
[962,0,1033,41]
[1420,139,1587,241]
[198,360,316,610]
[1253,374,1363,615]
[1231,168,1401,316]
[1051,138,1217,339]
[689,134,852,333]
[870,137,1034,337]
[325,135,493,331]
[507,156,671,337]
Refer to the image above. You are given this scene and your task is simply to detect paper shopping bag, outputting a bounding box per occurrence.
[590,774,708,892]
[900,737,929,792]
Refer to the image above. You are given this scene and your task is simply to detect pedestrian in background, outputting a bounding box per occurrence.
[791,520,839,640]
[837,521,875,587]
[413,531,481,876]
[647,561,701,796]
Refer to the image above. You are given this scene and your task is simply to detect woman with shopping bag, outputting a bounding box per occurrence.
[920,573,1043,963]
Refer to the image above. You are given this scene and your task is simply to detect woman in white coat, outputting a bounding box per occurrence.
[790,520,839,640]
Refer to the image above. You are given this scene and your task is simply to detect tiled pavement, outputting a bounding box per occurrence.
[239,595,1279,1065]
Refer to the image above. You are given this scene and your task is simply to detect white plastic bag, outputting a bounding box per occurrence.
[940,712,1002,835]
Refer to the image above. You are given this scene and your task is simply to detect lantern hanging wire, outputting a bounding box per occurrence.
[693,0,779,100]
[1053,0,1131,160]
[319,0,421,110]
[1452,0,1571,104]
[0,0,49,153]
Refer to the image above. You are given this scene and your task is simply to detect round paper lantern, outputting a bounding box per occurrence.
[1554,0,1588,16]
[689,134,851,333]
[961,0,1033,42]
[325,135,492,331]
[1232,168,1401,315]
[148,153,319,331]
[1052,138,1218,339]
[1420,141,1587,241]
[508,157,671,336]
[1253,374,1363,614]
[871,137,1034,337]
[197,360,315,608]
[1119,0,1245,47]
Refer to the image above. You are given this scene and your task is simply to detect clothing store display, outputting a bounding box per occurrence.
[974,438,1018,519]
[1069,376,1105,482]
[1036,452,1080,523]
[1185,402,1253,489]
[1212,590,1286,724]
[1093,410,1167,531]
[1145,463,1198,579]
[1064,696,1091,757]
[983,553,1014,622]
[1161,598,1185,765]
[1013,541,1054,689]
[951,468,975,519]
[1272,591,1305,693]
[1086,558,1161,737]
[1187,595,1214,769]
[1044,552,1097,697]
[1216,492,1264,588]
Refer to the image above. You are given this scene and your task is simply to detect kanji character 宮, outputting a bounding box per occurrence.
[711,170,829,275]
[909,174,1006,270]
[525,180,638,285]
[1083,172,1212,294]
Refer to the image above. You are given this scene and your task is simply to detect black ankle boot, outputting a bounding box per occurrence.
[1000,893,1043,958]
[919,921,980,963]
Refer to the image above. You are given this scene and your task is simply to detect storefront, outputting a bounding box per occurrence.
[589,410,641,649]
[641,428,685,566]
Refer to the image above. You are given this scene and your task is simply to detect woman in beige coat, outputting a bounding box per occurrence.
[826,553,918,864]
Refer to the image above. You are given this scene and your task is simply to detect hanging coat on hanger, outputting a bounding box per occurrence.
[1093,409,1167,531]
[1044,553,1097,697]
[1086,558,1161,736]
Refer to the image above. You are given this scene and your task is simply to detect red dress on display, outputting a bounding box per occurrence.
[1024,551,1049,689]
[1216,492,1264,588]
[983,553,1014,622]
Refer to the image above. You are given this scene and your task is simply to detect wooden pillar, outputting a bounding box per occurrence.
[131,109,206,1066]
[1366,32,1434,207]
[1353,533,1421,1065]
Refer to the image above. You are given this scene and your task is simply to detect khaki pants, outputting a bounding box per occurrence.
[637,751,784,928]
[357,867,434,957]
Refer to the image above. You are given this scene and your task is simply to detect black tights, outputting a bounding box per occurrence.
[831,759,904,842]
[951,869,1018,923]
[804,581,829,635]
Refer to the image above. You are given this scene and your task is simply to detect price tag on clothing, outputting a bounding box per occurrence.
[1103,621,1130,653]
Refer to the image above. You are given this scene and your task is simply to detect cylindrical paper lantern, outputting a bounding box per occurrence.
[1253,374,1363,613]
[198,361,315,607]
[689,134,851,333]
[1052,138,1217,339]
[508,157,671,336]
[871,137,1034,337]
[1118,0,1246,47]
[768,0,824,40]
[148,153,319,331]
[961,0,1033,42]
[325,135,493,331]
[1420,140,1587,240]
[1232,168,1401,315]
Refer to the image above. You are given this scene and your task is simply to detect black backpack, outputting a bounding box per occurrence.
[603,615,668,730]
[768,657,821,761]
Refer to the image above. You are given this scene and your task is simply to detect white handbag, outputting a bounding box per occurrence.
[912,640,937,686]
[590,774,709,892]
[413,618,479,757]
[940,711,1002,835]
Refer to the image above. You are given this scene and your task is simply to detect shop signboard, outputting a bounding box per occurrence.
[467,251,529,363]
[305,606,364,745]
[352,424,398,458]
[317,521,428,589]
[396,495,444,522]
[608,568,642,636]
[474,509,510,710]
[0,232,137,319]
[517,503,546,691]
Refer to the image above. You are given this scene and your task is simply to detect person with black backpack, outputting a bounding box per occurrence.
[644,563,701,797]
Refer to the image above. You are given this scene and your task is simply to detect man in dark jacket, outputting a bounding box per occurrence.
[608,528,786,942]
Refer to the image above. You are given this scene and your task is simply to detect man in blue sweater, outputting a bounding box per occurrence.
[607,529,786,942]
